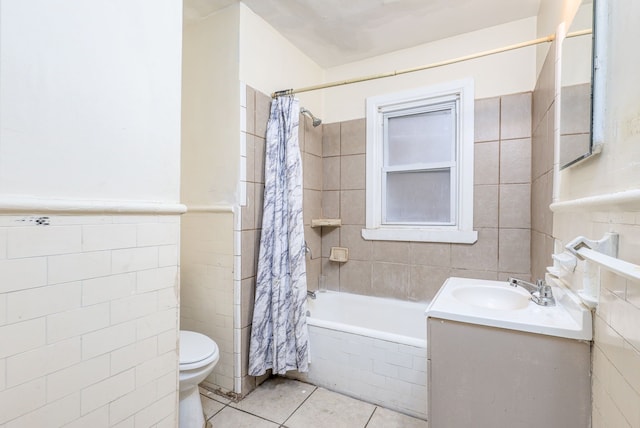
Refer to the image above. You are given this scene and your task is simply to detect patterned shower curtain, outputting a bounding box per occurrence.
[248,96,309,376]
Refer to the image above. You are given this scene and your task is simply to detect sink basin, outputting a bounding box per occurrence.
[425,277,593,340]
[452,285,530,310]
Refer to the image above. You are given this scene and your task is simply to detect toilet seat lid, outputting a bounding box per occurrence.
[180,330,218,366]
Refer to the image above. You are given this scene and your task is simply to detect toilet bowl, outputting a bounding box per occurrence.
[179,330,219,428]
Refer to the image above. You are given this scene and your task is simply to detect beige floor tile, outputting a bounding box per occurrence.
[201,395,225,420]
[285,387,375,428]
[366,407,428,428]
[230,377,315,424]
[209,407,279,428]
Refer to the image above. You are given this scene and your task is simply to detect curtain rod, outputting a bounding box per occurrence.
[271,29,593,98]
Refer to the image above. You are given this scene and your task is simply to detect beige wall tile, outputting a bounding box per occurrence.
[255,184,265,230]
[474,141,499,185]
[298,113,306,153]
[474,97,500,142]
[304,118,323,157]
[500,138,531,184]
[372,241,409,264]
[340,154,366,190]
[304,153,322,191]
[241,230,256,280]
[451,228,498,271]
[340,225,372,261]
[339,260,372,295]
[340,190,365,225]
[340,118,365,155]
[246,86,256,136]
[323,122,341,157]
[242,182,255,231]
[306,257,321,291]
[499,184,531,229]
[321,190,340,219]
[304,226,322,260]
[371,262,409,299]
[531,114,549,181]
[409,265,451,302]
[321,258,340,291]
[254,137,265,184]
[409,242,451,267]
[500,92,532,140]
[474,185,499,228]
[240,278,255,329]
[323,157,341,191]
[254,91,271,139]
[498,228,530,274]
[245,133,255,183]
[303,190,322,226]
[321,227,340,259]
[450,269,498,280]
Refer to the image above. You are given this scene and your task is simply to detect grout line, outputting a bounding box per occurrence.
[364,406,378,427]
[281,382,318,426]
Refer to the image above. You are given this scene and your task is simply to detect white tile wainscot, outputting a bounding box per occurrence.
[290,325,427,420]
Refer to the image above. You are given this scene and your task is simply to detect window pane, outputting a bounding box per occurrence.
[385,170,451,223]
[387,109,453,166]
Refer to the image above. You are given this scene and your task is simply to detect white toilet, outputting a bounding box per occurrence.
[179,330,219,428]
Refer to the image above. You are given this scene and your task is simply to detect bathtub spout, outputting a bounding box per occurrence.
[307,290,317,299]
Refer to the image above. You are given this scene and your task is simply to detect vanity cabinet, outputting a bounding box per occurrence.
[427,318,591,428]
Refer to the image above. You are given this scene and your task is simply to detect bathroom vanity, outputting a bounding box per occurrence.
[426,277,592,428]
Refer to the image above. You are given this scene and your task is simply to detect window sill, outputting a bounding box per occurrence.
[361,227,478,244]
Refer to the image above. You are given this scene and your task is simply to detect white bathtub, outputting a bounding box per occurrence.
[289,291,428,420]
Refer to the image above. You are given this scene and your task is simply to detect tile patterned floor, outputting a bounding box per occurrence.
[200,377,428,428]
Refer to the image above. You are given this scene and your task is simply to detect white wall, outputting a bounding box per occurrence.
[0,1,183,426]
[0,0,182,204]
[181,4,240,205]
[323,17,537,123]
[238,3,324,119]
[536,0,582,78]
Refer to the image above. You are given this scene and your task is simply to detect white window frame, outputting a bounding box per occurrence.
[362,79,477,244]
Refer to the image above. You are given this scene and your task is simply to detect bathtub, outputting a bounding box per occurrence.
[288,291,428,420]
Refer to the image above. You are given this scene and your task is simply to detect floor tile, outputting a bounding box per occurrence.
[229,377,315,424]
[209,407,279,428]
[201,395,225,420]
[366,407,429,428]
[199,386,231,404]
[284,387,376,428]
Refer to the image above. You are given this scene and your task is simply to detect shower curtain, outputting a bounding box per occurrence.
[248,95,309,376]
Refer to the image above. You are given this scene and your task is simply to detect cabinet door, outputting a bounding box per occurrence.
[427,318,590,428]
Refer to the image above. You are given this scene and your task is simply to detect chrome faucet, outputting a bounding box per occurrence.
[307,290,317,299]
[508,277,555,306]
[304,241,312,259]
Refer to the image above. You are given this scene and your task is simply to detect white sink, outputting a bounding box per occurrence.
[451,285,530,310]
[425,277,592,340]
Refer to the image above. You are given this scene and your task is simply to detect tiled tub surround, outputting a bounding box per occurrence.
[321,92,533,302]
[288,291,428,419]
[0,214,180,427]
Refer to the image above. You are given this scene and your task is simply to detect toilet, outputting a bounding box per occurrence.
[179,330,219,428]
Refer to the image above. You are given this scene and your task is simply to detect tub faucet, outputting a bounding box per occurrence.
[307,290,317,299]
[508,277,556,306]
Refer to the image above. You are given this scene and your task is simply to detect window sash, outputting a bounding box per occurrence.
[381,102,458,226]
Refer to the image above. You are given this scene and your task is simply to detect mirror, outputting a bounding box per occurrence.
[559,0,594,169]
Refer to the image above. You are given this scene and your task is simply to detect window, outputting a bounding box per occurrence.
[362,79,477,243]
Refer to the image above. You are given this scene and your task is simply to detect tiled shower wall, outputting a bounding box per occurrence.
[239,87,323,395]
[0,214,180,427]
[531,39,557,281]
[319,93,533,301]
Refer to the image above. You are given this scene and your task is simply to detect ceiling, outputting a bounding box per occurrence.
[183,0,542,68]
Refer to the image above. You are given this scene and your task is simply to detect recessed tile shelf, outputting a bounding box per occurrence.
[310,218,342,228]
